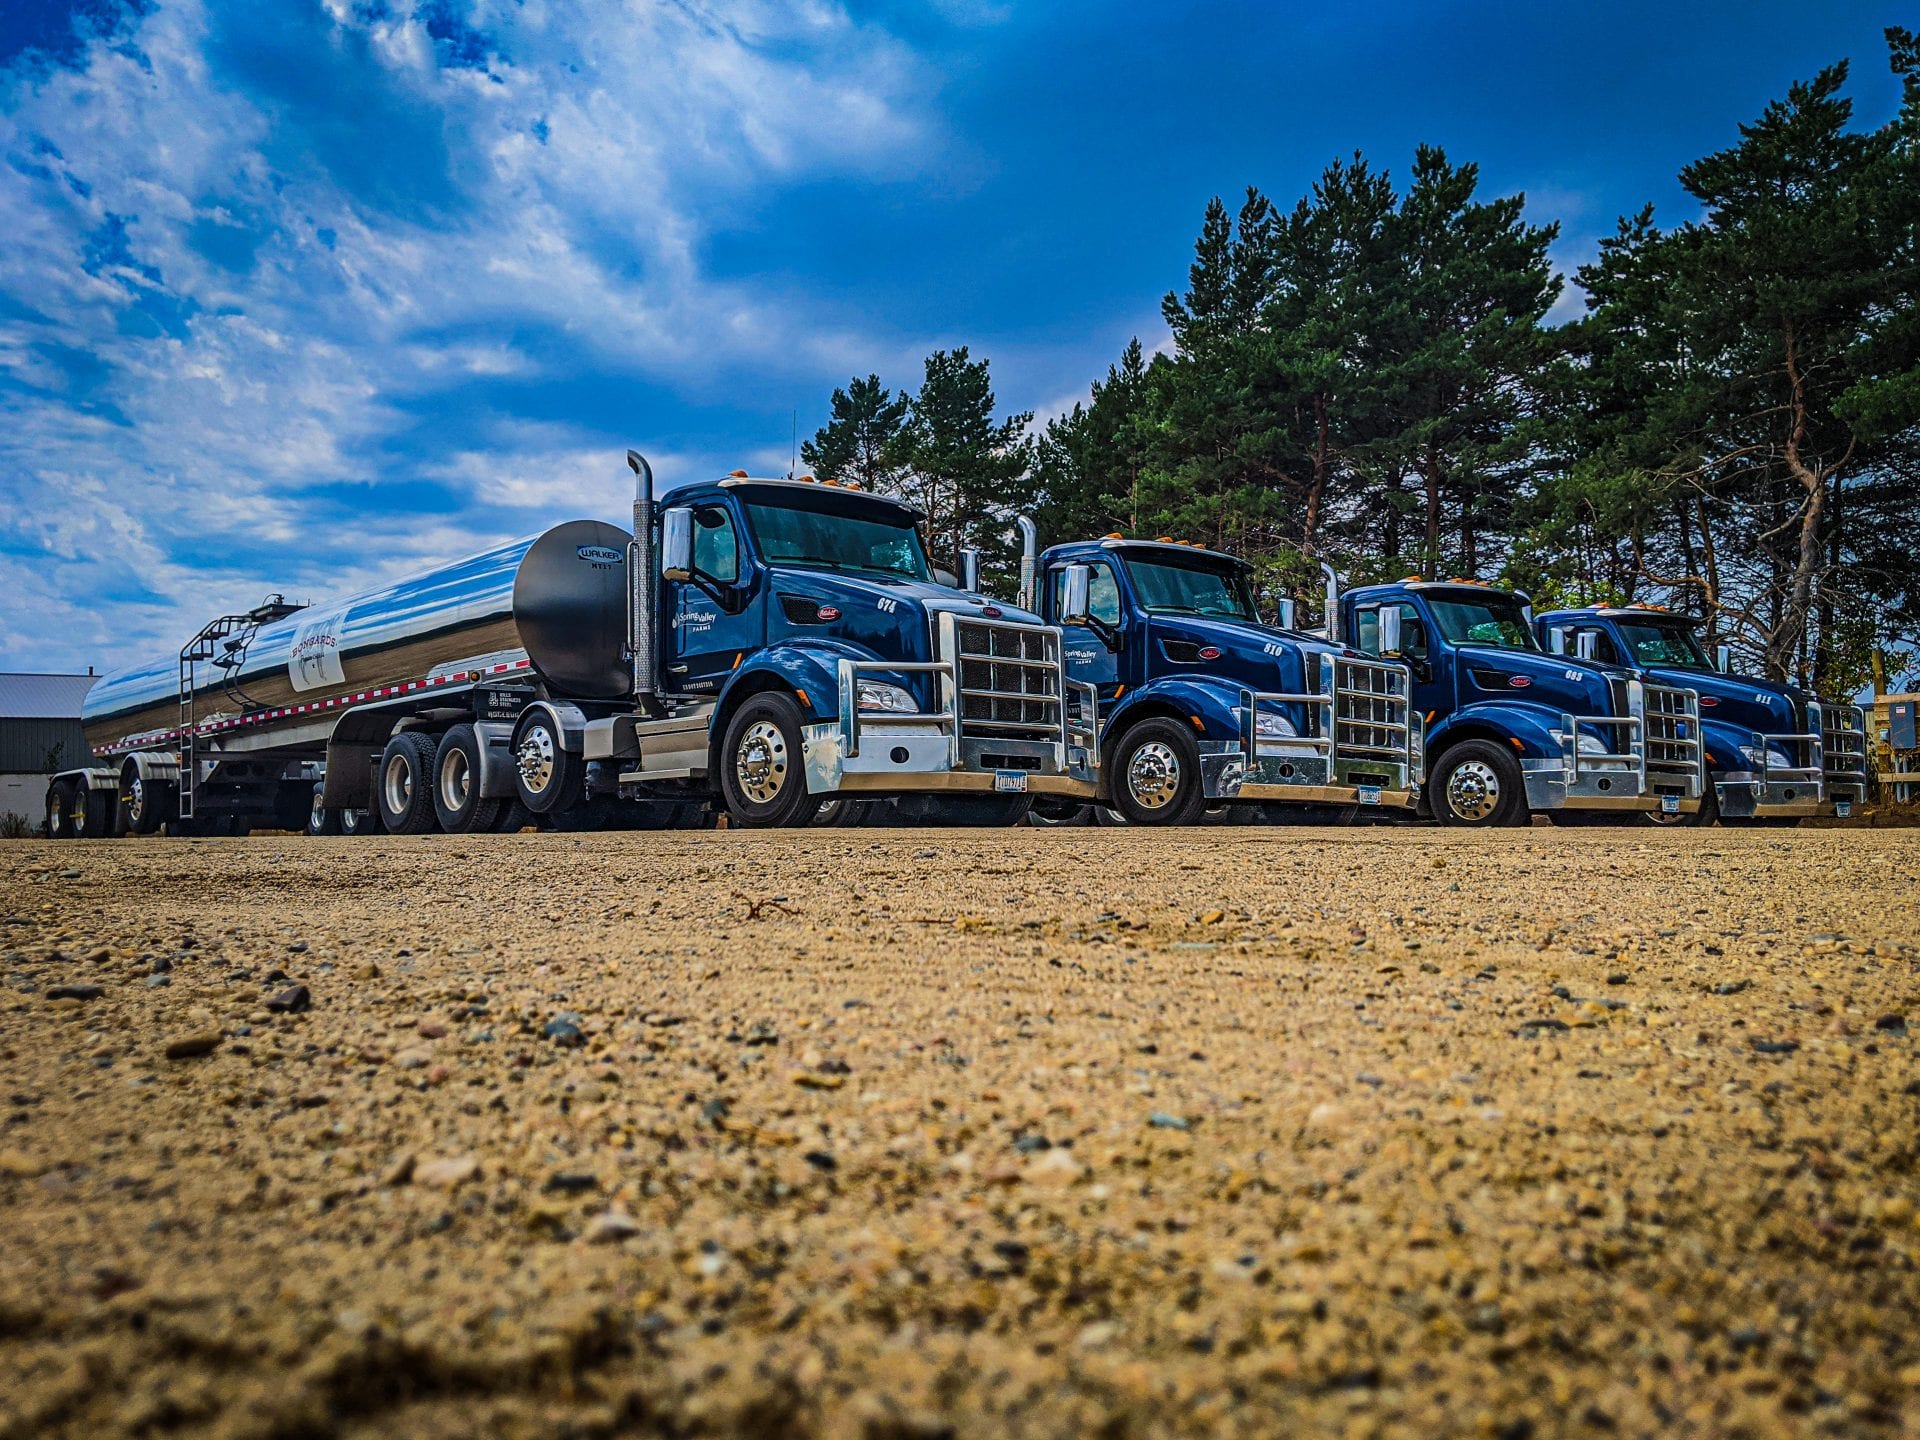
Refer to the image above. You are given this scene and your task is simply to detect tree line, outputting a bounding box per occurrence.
[803,29,1920,696]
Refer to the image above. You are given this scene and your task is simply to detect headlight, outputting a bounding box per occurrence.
[1254,711,1298,739]
[856,680,918,714]
[1738,744,1793,770]
[1575,733,1608,756]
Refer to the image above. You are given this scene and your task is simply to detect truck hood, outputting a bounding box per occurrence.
[1146,615,1339,698]
[1454,644,1616,716]
[768,568,1045,627]
[1641,665,1796,732]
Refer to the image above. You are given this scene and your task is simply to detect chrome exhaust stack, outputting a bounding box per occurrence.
[1015,515,1039,611]
[1321,562,1341,644]
[626,450,662,713]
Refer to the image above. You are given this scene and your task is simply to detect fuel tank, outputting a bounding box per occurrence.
[83,520,632,753]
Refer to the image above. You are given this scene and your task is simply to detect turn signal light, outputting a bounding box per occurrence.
[1104,532,1124,539]
[730,469,749,477]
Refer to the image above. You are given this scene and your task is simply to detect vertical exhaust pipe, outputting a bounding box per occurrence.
[1015,515,1039,611]
[1321,561,1341,644]
[626,450,660,713]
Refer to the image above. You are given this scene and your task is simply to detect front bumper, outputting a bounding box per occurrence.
[804,723,1097,798]
[1716,773,1864,820]
[1534,680,1707,813]
[1522,757,1702,813]
[1197,741,1419,811]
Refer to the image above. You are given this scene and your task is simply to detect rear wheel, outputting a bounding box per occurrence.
[305,785,343,836]
[433,725,502,834]
[1108,717,1208,826]
[719,693,820,828]
[122,768,171,835]
[46,781,76,839]
[812,797,877,828]
[490,798,534,834]
[71,782,116,839]
[512,711,581,815]
[376,733,440,834]
[1431,740,1528,828]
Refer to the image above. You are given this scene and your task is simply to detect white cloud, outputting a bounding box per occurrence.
[0,0,945,674]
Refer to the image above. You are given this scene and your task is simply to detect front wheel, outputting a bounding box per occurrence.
[719,693,821,828]
[1430,740,1528,828]
[1107,717,1208,826]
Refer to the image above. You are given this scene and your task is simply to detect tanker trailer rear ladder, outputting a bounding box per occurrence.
[176,595,306,820]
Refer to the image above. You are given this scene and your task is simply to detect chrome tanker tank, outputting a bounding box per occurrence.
[83,520,632,754]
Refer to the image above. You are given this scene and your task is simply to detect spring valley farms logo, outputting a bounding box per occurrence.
[576,545,625,568]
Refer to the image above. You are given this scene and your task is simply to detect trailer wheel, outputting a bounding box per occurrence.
[377,733,441,834]
[71,781,116,839]
[305,785,343,836]
[491,798,534,834]
[339,807,375,836]
[122,768,171,835]
[1027,799,1094,827]
[813,797,878,828]
[1430,740,1527,827]
[47,781,76,839]
[719,692,821,828]
[433,725,503,834]
[1107,717,1208,826]
[512,711,580,815]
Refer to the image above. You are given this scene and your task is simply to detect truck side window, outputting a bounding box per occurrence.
[1049,563,1122,626]
[1357,605,1425,658]
[693,506,738,584]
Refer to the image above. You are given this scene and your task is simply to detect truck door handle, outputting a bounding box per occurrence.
[667,664,689,675]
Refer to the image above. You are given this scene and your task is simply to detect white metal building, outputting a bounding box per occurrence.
[0,673,98,830]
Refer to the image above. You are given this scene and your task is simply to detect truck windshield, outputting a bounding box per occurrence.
[1121,555,1258,620]
[1615,621,1711,668]
[1428,594,1538,650]
[744,502,932,582]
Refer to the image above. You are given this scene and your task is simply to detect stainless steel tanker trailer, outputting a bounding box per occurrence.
[45,451,1095,837]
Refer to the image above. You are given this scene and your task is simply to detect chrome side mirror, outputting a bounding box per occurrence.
[1575,630,1598,662]
[959,547,982,594]
[1715,643,1732,673]
[661,507,695,581]
[1547,627,1567,656]
[1378,606,1403,656]
[1275,597,1297,631]
[1061,564,1092,624]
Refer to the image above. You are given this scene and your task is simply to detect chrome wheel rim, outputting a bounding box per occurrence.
[516,727,555,796]
[128,777,146,827]
[341,809,362,835]
[736,720,788,805]
[439,747,472,813]
[308,789,325,830]
[71,791,87,835]
[1127,741,1182,811]
[383,753,414,817]
[1446,760,1500,822]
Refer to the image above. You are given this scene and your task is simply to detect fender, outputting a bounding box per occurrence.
[1105,675,1247,744]
[712,639,908,726]
[1698,716,1760,778]
[1427,700,1563,761]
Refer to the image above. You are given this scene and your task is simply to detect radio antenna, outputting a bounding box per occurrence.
[789,409,798,479]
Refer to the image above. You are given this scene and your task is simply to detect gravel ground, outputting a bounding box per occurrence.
[1,827,1917,1439]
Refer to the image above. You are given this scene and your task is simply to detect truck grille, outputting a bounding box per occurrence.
[1820,703,1868,781]
[1329,657,1411,761]
[950,618,1063,741]
[1643,681,1701,779]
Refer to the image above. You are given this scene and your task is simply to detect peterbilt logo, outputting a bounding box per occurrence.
[576,545,624,567]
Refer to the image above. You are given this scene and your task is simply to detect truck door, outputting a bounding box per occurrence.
[1048,559,1125,717]
[1354,600,1441,717]
[665,501,764,695]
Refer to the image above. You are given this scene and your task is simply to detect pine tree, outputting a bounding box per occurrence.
[895,348,1034,580]
[801,374,910,490]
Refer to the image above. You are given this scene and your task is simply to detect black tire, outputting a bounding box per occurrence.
[376,733,440,834]
[1028,800,1095,827]
[1644,783,1717,829]
[812,797,876,828]
[71,781,116,839]
[512,710,581,815]
[433,725,503,834]
[719,692,821,828]
[47,781,76,840]
[1430,740,1528,828]
[548,796,615,832]
[339,807,375,836]
[623,799,711,830]
[305,784,343,836]
[122,767,171,835]
[1107,717,1208,826]
[1257,802,1361,826]
[892,794,1034,827]
[491,798,534,834]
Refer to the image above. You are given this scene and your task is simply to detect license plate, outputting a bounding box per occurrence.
[1836,799,1852,818]
[1357,785,1382,806]
[1660,795,1680,814]
[994,769,1028,793]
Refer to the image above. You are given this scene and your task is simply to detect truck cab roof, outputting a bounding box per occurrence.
[675,475,926,522]
[1041,538,1248,569]
[1535,604,1697,627]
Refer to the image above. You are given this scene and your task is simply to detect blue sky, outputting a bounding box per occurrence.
[0,0,1908,674]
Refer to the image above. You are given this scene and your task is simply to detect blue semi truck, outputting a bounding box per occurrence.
[1532,605,1868,825]
[1016,527,1422,825]
[50,455,1097,836]
[1337,578,1706,826]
